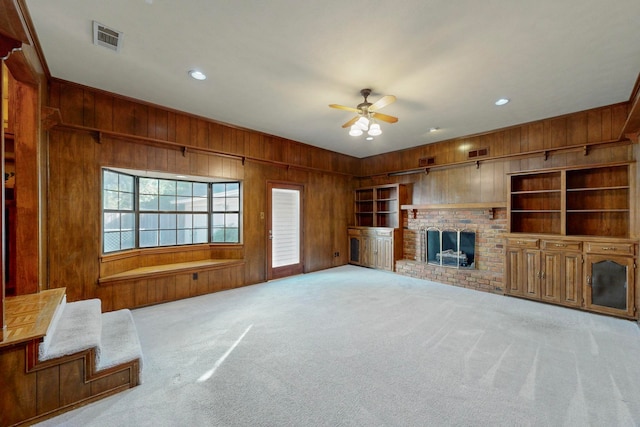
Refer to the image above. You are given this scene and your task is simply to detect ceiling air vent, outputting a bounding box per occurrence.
[93,21,123,52]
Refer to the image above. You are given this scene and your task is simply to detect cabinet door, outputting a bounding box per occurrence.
[505,247,524,296]
[585,255,635,318]
[523,250,541,299]
[541,251,561,303]
[561,252,582,307]
[377,237,394,271]
[348,236,361,265]
[361,235,374,268]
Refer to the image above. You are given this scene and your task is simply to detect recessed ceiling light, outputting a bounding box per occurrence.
[495,98,510,106]
[188,70,207,80]
[366,136,374,141]
[429,127,439,132]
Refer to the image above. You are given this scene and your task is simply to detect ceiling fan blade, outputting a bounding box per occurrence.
[372,112,398,124]
[369,95,396,111]
[329,104,359,113]
[341,116,359,128]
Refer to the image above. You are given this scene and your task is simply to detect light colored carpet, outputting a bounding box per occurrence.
[39,299,102,361]
[36,265,640,426]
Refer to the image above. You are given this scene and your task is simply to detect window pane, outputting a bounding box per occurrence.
[225,228,239,242]
[140,230,158,247]
[119,174,134,193]
[120,192,134,210]
[194,228,208,243]
[194,214,207,228]
[104,170,120,191]
[140,194,158,210]
[176,196,192,211]
[158,195,175,210]
[226,197,239,211]
[121,213,135,230]
[159,180,176,195]
[139,178,158,194]
[212,228,225,242]
[104,212,120,232]
[225,213,238,227]
[177,229,192,245]
[212,214,225,227]
[159,230,176,246]
[121,231,135,249]
[193,196,208,212]
[212,198,226,211]
[193,183,208,197]
[104,190,120,210]
[212,183,226,197]
[177,214,192,229]
[139,214,158,230]
[226,182,239,194]
[160,214,176,229]
[177,181,192,196]
[104,232,121,252]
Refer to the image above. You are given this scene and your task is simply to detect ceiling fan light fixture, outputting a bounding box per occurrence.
[355,116,370,130]
[349,126,363,136]
[368,123,382,136]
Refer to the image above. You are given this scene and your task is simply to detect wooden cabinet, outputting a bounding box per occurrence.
[584,243,636,318]
[350,184,408,272]
[348,227,400,271]
[505,162,637,318]
[355,184,407,228]
[505,235,635,318]
[505,238,583,307]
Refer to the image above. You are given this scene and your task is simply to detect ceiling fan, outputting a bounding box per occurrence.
[329,88,398,137]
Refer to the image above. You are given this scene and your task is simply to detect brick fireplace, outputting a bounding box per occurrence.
[396,207,507,294]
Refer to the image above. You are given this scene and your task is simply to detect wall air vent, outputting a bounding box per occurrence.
[418,157,436,167]
[93,21,123,52]
[468,147,489,159]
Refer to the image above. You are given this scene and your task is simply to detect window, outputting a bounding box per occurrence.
[102,169,241,253]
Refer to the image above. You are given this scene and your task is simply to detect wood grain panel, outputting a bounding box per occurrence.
[0,345,36,426]
[36,365,60,414]
[60,359,91,405]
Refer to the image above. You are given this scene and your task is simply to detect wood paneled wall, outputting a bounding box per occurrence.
[47,80,355,305]
[358,103,635,210]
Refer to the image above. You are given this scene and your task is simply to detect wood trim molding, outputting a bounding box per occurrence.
[50,117,357,178]
[380,138,633,179]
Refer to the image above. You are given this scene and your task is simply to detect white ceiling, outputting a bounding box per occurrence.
[24,0,640,158]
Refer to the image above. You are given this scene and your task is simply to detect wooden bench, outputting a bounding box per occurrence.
[98,259,245,285]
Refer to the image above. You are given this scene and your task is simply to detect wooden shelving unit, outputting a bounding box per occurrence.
[354,184,406,228]
[505,162,637,319]
[350,184,408,271]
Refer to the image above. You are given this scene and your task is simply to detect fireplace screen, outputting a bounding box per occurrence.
[423,228,475,269]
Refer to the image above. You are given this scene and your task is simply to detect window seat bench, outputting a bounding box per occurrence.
[98,259,245,285]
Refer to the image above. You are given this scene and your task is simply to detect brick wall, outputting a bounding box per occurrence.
[396,208,506,294]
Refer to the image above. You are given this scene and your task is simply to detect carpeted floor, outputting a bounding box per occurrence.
[37,265,640,426]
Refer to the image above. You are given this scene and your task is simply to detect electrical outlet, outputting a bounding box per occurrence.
[192,273,198,280]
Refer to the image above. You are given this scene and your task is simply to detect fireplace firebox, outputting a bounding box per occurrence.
[422,228,476,269]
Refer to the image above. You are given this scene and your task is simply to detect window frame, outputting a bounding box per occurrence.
[101,168,242,254]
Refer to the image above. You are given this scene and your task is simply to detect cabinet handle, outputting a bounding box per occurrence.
[516,241,524,245]
[601,247,617,251]
[554,243,566,247]
[541,271,545,279]
[586,275,591,286]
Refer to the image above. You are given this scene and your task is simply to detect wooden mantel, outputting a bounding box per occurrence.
[401,202,507,219]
